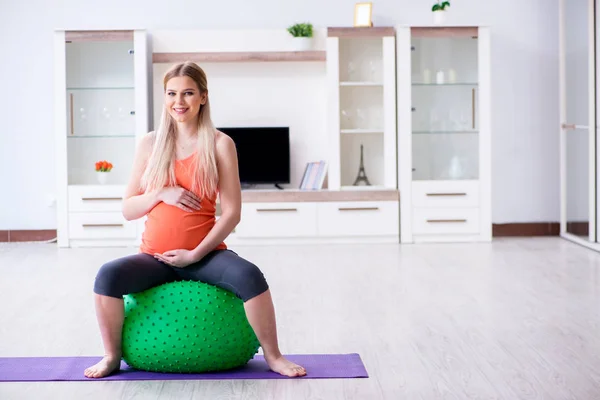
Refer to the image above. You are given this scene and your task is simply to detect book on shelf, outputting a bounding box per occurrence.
[299,160,327,190]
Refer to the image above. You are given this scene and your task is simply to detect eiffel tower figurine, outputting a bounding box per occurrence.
[353,144,371,186]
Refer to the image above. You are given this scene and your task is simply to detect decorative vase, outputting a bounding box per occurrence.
[292,37,312,51]
[97,172,108,185]
[433,10,447,25]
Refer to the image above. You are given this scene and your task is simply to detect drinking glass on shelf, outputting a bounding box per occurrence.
[355,108,366,129]
[370,107,383,129]
[459,112,470,131]
[347,62,357,81]
[369,60,377,82]
[429,110,439,132]
[341,109,354,129]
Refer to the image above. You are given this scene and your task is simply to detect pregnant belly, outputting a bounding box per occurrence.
[140,204,221,254]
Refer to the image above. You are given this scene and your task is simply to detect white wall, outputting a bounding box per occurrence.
[0,0,560,229]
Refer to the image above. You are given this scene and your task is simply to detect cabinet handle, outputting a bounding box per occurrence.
[256,208,297,212]
[561,123,588,130]
[81,197,123,201]
[82,223,124,227]
[338,207,379,211]
[426,219,467,223]
[426,193,466,197]
[472,88,475,129]
[70,93,74,135]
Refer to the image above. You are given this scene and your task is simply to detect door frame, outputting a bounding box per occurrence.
[559,0,599,249]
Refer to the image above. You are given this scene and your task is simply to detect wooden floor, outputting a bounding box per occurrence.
[1,237,600,399]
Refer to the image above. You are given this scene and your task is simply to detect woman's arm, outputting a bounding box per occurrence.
[191,133,242,261]
[122,133,162,221]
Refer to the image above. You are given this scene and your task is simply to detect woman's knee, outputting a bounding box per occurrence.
[222,259,269,302]
[93,259,127,298]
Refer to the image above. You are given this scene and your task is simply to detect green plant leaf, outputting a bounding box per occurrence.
[432,3,441,11]
[287,23,313,37]
[441,1,450,8]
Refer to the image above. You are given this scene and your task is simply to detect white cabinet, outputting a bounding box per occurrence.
[67,212,137,240]
[326,27,397,190]
[54,30,150,247]
[397,26,492,243]
[411,180,480,208]
[228,199,399,244]
[316,201,398,237]
[236,203,318,238]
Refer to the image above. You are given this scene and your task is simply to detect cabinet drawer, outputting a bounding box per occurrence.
[236,202,317,238]
[412,181,479,208]
[68,212,136,239]
[317,201,399,237]
[68,185,126,212]
[412,208,480,235]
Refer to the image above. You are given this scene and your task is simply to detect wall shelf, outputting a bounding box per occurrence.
[340,129,384,134]
[340,81,383,87]
[152,51,326,63]
[327,27,396,38]
[240,189,399,203]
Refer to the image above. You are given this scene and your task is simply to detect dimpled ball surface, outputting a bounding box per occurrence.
[121,280,260,373]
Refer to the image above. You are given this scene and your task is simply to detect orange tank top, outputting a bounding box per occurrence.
[139,153,227,255]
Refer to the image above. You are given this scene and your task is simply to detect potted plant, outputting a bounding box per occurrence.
[95,160,113,185]
[432,1,450,24]
[287,23,313,51]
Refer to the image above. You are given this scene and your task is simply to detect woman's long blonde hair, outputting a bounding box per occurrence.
[140,62,218,199]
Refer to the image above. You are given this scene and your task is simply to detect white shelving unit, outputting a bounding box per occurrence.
[326,27,397,191]
[397,26,492,243]
[54,29,150,247]
[148,28,400,245]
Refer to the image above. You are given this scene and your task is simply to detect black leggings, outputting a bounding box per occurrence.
[93,249,269,302]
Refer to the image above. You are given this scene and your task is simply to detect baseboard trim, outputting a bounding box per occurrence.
[0,223,562,243]
[0,230,57,242]
[492,222,560,237]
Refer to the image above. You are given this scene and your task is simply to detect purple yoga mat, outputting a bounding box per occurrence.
[0,354,368,381]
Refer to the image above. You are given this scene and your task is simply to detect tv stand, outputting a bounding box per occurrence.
[225,189,400,245]
[274,184,284,190]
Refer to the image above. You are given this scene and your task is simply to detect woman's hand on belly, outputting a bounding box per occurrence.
[158,186,202,213]
[154,249,199,268]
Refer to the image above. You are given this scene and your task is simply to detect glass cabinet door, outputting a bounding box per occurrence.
[65,39,137,186]
[410,28,479,181]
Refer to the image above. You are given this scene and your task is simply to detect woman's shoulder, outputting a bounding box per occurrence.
[138,131,157,150]
[214,129,235,150]
[142,130,157,143]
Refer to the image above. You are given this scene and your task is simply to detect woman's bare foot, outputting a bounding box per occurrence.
[84,355,121,378]
[265,354,307,377]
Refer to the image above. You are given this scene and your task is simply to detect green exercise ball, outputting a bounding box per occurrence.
[121,280,260,373]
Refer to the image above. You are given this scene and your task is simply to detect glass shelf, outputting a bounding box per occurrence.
[67,87,134,91]
[412,82,478,86]
[341,129,383,134]
[340,81,383,87]
[67,134,135,138]
[413,130,479,134]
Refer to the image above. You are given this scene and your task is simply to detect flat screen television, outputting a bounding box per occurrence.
[217,127,290,188]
